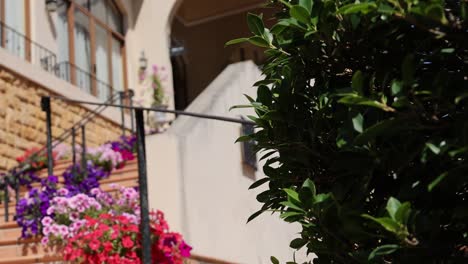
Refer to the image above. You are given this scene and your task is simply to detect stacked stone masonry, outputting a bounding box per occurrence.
[0,67,124,171]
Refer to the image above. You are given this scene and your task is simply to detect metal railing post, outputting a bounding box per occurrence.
[41,96,54,176]
[120,91,126,136]
[81,125,87,177]
[72,127,77,177]
[4,181,9,222]
[129,89,135,133]
[135,109,151,264]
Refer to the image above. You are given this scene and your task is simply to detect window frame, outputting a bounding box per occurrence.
[0,0,31,60]
[66,0,127,98]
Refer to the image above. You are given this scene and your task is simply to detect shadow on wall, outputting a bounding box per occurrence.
[128,0,143,29]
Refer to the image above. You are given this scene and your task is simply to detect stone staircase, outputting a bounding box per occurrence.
[0,159,139,263]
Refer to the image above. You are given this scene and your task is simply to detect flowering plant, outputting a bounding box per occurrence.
[16,175,58,238]
[138,64,167,107]
[41,186,191,263]
[63,211,191,264]
[109,135,136,161]
[16,147,57,171]
[86,144,124,172]
[62,163,110,196]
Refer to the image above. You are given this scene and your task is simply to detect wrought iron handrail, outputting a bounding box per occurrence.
[40,96,254,264]
[0,20,57,73]
[1,90,134,222]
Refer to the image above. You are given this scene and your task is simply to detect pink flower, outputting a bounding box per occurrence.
[41,216,54,227]
[41,236,49,245]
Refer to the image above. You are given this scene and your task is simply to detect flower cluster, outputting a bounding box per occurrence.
[15,176,58,238]
[63,211,191,264]
[87,144,124,172]
[138,64,167,107]
[109,135,136,161]
[62,162,110,196]
[15,147,55,170]
[41,185,191,263]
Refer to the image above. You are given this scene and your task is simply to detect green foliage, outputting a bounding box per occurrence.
[230,0,468,263]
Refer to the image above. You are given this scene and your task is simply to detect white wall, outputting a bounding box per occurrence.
[146,61,308,264]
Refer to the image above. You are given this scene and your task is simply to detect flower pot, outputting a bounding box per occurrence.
[147,104,168,132]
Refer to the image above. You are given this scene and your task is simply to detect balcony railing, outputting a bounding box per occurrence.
[0,21,57,73]
[54,61,113,101]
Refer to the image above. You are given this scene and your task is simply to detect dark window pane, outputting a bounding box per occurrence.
[108,1,123,34]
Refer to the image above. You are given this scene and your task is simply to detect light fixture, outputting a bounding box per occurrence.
[45,0,58,12]
[139,51,148,71]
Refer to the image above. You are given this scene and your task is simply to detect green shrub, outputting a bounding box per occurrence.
[229,0,468,263]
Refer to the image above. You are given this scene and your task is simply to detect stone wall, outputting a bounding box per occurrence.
[0,67,124,171]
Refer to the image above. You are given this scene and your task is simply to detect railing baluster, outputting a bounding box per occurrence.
[120,91,126,136]
[81,125,87,177]
[129,90,135,133]
[41,96,54,176]
[4,180,9,222]
[135,109,151,264]
[72,127,77,178]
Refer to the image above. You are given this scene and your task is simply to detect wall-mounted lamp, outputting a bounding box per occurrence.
[45,0,58,12]
[139,51,148,71]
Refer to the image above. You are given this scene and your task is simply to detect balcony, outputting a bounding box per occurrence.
[0,21,113,102]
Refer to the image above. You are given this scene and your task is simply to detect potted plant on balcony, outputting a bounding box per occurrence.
[138,65,169,133]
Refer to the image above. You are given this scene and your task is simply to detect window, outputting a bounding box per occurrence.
[241,121,257,171]
[0,0,28,58]
[57,0,126,100]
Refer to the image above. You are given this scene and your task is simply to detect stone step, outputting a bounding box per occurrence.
[0,254,62,264]
[0,238,51,259]
[36,159,138,179]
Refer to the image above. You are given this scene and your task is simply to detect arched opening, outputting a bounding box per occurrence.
[169,0,274,110]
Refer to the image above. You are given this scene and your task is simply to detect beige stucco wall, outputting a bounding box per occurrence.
[146,61,308,264]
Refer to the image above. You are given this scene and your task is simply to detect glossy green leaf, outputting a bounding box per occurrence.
[352,113,364,133]
[249,178,270,189]
[225,38,249,46]
[247,209,265,223]
[386,197,401,220]
[290,238,307,249]
[368,244,399,260]
[351,70,364,94]
[395,202,411,225]
[270,256,280,264]
[362,215,401,234]
[290,5,311,25]
[338,3,377,15]
[248,36,270,48]
[299,0,313,13]
[428,172,448,192]
[247,13,265,36]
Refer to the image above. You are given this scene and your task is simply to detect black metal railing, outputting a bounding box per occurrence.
[1,90,135,222]
[40,96,254,263]
[0,21,57,73]
[54,61,114,101]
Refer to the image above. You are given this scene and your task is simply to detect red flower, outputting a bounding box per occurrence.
[122,236,134,248]
[89,239,100,251]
